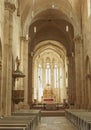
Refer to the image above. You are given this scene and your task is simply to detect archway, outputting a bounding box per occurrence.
[28,7,75,106]
[32,40,68,104]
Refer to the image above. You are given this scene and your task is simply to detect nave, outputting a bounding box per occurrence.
[35,116,77,130]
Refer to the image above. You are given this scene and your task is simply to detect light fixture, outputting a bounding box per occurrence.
[52,4,55,8]
[66,25,69,32]
[32,11,34,18]
[72,52,74,57]
[26,34,28,40]
[34,26,36,33]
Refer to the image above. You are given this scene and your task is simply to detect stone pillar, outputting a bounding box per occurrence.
[2,1,15,116]
[68,55,76,105]
[0,61,2,115]
[20,37,28,106]
[87,75,91,109]
[74,35,84,108]
[35,63,38,102]
[17,0,20,16]
[28,49,33,105]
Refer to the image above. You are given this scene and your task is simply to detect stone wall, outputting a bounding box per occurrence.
[82,0,91,57]
[82,0,91,109]
[0,0,4,116]
[0,0,4,44]
[12,9,21,62]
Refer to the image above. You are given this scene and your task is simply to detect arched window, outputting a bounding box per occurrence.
[46,63,51,85]
[87,0,91,17]
[38,64,42,88]
[60,65,63,88]
[38,64,43,102]
[54,64,58,88]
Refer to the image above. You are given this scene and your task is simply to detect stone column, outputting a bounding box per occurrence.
[87,75,91,109]
[20,37,28,106]
[17,0,20,16]
[67,54,76,105]
[74,35,84,108]
[0,61,2,115]
[2,1,15,116]
[28,49,33,105]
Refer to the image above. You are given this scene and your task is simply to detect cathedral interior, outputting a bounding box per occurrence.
[0,0,91,130]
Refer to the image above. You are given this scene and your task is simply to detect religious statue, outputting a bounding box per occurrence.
[16,56,20,71]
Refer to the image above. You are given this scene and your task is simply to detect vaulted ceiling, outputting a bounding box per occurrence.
[20,0,81,24]
[20,0,82,56]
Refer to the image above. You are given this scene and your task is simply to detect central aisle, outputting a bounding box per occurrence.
[35,117,78,130]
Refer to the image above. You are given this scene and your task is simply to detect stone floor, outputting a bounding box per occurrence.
[35,117,78,130]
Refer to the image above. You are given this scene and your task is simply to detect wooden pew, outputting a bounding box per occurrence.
[65,109,91,130]
[12,109,41,124]
[10,114,38,129]
[0,116,35,130]
[0,121,30,130]
[0,127,26,130]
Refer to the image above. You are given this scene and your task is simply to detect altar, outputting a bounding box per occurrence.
[45,103,57,110]
[42,85,57,110]
[43,98,55,104]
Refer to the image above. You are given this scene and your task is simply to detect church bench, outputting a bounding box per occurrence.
[12,109,41,124]
[0,119,31,130]
[0,116,36,130]
[65,110,91,130]
[0,121,30,130]
[0,126,26,130]
[12,113,38,127]
[0,123,28,130]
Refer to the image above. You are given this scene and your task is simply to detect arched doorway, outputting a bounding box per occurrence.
[32,40,68,104]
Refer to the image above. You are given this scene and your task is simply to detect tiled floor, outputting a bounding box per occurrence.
[36,117,77,130]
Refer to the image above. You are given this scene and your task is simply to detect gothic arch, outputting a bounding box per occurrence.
[28,40,68,103]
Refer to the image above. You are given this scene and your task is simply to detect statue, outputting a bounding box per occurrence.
[16,56,20,71]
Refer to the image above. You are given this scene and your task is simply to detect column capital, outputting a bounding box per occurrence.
[20,36,29,42]
[73,34,83,43]
[20,36,26,41]
[4,1,16,13]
